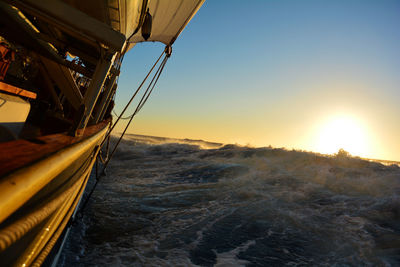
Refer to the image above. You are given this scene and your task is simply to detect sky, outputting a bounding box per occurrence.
[114,0,400,162]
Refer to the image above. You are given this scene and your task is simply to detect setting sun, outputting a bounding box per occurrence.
[315,115,369,157]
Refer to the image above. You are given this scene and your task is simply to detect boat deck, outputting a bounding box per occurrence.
[0,120,109,178]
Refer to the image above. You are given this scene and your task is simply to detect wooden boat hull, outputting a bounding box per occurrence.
[0,121,109,266]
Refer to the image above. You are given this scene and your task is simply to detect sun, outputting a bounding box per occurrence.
[315,115,369,157]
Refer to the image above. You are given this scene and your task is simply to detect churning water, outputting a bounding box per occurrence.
[60,134,400,266]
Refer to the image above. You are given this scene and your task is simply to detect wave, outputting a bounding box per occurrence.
[60,135,400,266]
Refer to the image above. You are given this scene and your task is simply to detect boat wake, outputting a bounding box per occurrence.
[60,134,400,266]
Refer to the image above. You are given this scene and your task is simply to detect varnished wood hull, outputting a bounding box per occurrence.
[0,121,109,266]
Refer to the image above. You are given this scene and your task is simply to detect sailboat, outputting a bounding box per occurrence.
[0,0,205,265]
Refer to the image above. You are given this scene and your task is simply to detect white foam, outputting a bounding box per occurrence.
[214,240,255,267]
[60,135,400,266]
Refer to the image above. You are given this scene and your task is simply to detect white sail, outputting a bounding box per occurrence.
[63,0,205,51]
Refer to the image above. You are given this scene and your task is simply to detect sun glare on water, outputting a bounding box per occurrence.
[315,115,369,157]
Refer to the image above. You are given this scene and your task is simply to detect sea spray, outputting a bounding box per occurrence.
[60,134,400,266]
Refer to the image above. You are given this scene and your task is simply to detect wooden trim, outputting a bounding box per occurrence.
[10,0,125,52]
[95,78,117,123]
[0,81,37,99]
[0,2,93,78]
[80,57,113,129]
[40,56,83,110]
[0,119,110,178]
[36,32,99,65]
[0,119,109,224]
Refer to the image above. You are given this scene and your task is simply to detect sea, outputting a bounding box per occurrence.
[59,134,400,266]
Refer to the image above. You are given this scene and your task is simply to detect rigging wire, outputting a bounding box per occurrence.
[111,55,168,120]
[102,52,169,172]
[100,48,166,147]
[76,46,170,219]
[112,109,131,120]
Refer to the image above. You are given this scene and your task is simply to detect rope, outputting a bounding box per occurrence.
[102,52,169,172]
[103,49,166,143]
[112,55,167,120]
[112,109,131,120]
[75,46,171,219]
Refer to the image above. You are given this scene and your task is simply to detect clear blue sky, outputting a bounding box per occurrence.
[115,0,400,161]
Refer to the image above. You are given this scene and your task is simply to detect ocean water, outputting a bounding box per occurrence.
[60,134,400,266]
